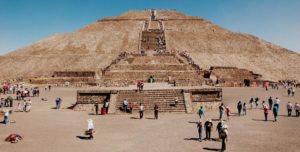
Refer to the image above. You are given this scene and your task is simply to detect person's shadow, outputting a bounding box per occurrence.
[184,137,199,141]
[76,136,91,140]
[203,147,221,151]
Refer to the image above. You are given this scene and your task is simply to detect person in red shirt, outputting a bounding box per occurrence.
[137,80,142,92]
[264,105,269,121]
[225,106,231,120]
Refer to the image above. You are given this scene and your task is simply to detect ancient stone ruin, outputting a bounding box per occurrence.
[75,88,222,114]
[208,66,263,87]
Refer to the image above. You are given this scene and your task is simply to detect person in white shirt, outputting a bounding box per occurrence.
[86,119,94,140]
[139,103,144,119]
[3,109,9,124]
[25,100,32,112]
[294,103,300,117]
[123,99,128,112]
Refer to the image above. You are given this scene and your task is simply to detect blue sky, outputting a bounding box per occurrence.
[0,0,300,55]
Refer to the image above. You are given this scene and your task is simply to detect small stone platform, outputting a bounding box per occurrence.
[74,86,222,114]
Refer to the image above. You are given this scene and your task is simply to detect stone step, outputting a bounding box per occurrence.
[109,64,193,71]
[116,89,186,113]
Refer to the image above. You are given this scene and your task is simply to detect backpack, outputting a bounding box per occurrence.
[220,129,227,138]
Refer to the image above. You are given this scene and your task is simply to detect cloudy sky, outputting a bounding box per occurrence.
[0,0,299,55]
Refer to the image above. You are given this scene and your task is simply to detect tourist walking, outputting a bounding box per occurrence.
[220,125,229,152]
[55,98,60,109]
[197,121,203,142]
[268,97,273,110]
[140,81,144,91]
[128,102,133,114]
[288,87,291,96]
[255,97,259,108]
[25,99,32,112]
[287,101,293,117]
[17,101,23,112]
[154,104,159,119]
[294,103,300,117]
[123,99,128,112]
[216,120,224,140]
[137,80,144,92]
[219,103,225,120]
[237,101,242,116]
[225,106,231,120]
[58,98,62,109]
[198,106,205,121]
[292,88,295,96]
[139,103,144,119]
[249,98,254,109]
[273,104,279,122]
[94,102,99,115]
[274,97,280,109]
[263,105,268,121]
[242,102,247,116]
[2,108,9,124]
[204,118,213,140]
[137,80,141,92]
[262,100,266,109]
[9,96,13,108]
[23,100,27,111]
[86,119,94,140]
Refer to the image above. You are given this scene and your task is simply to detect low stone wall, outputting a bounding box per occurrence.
[184,88,222,113]
[210,66,262,87]
[30,77,97,86]
[53,71,95,78]
[77,90,111,104]
[74,90,111,111]
[74,88,222,113]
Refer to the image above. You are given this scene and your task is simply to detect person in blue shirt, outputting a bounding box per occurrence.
[273,104,279,122]
[197,121,203,142]
[198,106,205,121]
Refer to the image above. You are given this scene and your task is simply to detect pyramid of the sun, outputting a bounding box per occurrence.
[0,10,299,83]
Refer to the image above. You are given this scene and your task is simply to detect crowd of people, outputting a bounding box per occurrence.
[196,86,298,151]
[1,84,42,125]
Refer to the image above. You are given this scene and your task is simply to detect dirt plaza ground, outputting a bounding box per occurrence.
[1,86,299,152]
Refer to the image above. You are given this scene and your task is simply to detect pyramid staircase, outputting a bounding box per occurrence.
[116,89,186,113]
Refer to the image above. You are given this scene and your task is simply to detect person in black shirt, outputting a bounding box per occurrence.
[154,104,159,119]
[94,102,99,115]
[204,118,213,140]
[216,120,224,140]
[268,97,273,110]
[237,101,242,116]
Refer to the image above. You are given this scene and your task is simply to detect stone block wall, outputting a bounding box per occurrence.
[186,88,222,113]
[53,71,96,78]
[74,88,222,113]
[210,66,262,87]
[74,90,111,111]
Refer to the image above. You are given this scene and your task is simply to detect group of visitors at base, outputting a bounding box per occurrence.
[1,83,41,124]
[122,99,159,119]
[197,107,229,152]
[197,86,298,151]
[16,99,32,112]
[287,87,296,96]
[94,100,109,115]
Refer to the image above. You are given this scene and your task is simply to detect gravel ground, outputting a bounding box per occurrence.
[0,86,299,152]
